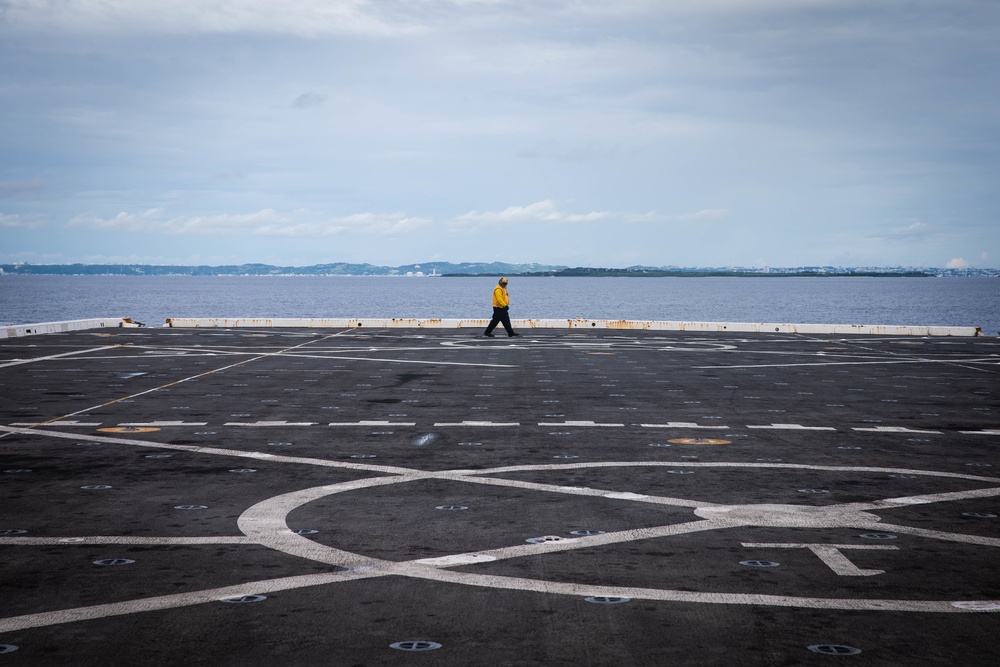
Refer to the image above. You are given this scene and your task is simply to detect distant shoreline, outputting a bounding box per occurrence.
[446,270,935,278]
[1,263,991,278]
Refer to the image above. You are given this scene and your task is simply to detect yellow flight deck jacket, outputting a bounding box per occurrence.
[492,285,509,308]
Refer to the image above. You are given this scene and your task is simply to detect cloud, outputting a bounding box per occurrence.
[2,0,418,37]
[516,141,642,163]
[67,208,430,237]
[868,221,935,240]
[292,93,327,109]
[0,213,46,229]
[452,201,730,228]
[946,257,969,269]
[668,208,730,222]
[454,200,611,224]
[0,180,45,197]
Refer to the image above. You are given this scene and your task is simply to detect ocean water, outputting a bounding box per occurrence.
[1,275,997,335]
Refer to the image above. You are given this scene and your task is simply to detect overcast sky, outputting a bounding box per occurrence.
[1,0,997,268]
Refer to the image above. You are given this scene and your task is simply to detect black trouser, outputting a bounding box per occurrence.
[485,306,514,336]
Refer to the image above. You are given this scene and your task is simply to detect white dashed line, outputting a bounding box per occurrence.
[538,421,624,427]
[747,423,838,431]
[328,420,417,426]
[9,421,103,427]
[434,421,520,427]
[118,421,209,427]
[852,426,942,434]
[640,422,730,429]
[225,421,318,427]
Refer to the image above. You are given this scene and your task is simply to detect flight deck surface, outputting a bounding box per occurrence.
[1,327,999,665]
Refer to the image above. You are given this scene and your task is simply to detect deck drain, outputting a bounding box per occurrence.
[94,558,135,566]
[838,446,862,450]
[268,442,292,447]
[1,529,27,536]
[649,443,673,448]
[174,505,208,510]
[526,535,566,544]
[549,431,571,435]
[458,442,483,447]
[220,595,267,603]
[859,533,897,540]
[888,474,916,479]
[807,644,862,655]
[436,505,468,511]
[195,431,217,435]
[145,454,173,459]
[667,470,694,474]
[799,489,829,494]
[77,442,101,446]
[0,645,18,654]
[229,468,257,473]
[390,641,442,652]
[4,469,31,473]
[741,560,780,567]
[962,512,997,518]
[553,455,578,459]
[585,596,630,604]
[81,485,112,490]
[350,454,377,459]
[570,530,605,536]
[756,458,782,462]
[966,463,993,468]
[294,529,319,535]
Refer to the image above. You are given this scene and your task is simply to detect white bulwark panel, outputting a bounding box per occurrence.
[164,317,982,337]
[1,318,133,339]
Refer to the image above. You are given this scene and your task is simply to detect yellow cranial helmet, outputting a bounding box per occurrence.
[499,277,508,285]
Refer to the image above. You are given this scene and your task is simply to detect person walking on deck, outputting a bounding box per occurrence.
[484,277,519,338]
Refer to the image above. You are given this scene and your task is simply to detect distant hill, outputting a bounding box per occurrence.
[0,263,993,277]
[0,262,564,276]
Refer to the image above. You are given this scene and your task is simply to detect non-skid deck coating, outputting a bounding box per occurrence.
[1,327,998,666]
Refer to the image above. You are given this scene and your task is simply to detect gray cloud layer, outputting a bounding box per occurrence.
[1,0,997,266]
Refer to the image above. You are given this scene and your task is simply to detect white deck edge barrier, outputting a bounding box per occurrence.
[165,317,982,337]
[1,318,134,339]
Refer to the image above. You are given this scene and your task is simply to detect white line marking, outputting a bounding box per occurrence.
[2,536,254,546]
[538,421,624,427]
[747,423,837,431]
[272,352,518,368]
[9,421,102,426]
[867,523,1000,547]
[0,345,120,369]
[695,357,999,370]
[0,571,383,633]
[225,421,317,427]
[852,426,942,434]
[434,421,520,427]
[640,422,730,429]
[328,420,416,426]
[742,543,899,576]
[961,429,1000,435]
[118,421,208,427]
